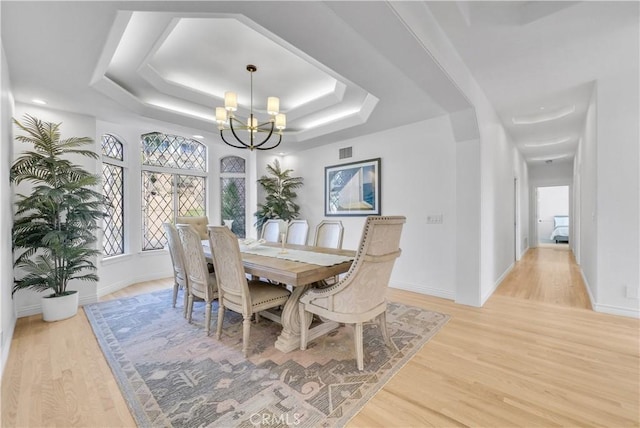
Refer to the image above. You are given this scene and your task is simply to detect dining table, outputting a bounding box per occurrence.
[202,240,356,353]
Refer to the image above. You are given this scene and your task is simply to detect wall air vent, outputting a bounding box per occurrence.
[339,147,352,159]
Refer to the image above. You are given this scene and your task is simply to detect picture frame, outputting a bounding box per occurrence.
[325,158,381,216]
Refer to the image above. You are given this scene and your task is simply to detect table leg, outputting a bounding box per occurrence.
[274,284,313,353]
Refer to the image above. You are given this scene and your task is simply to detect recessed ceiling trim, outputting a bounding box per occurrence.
[512,105,576,124]
[523,136,574,147]
[528,153,573,161]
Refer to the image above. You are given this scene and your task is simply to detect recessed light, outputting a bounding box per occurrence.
[32,99,47,105]
[192,135,204,139]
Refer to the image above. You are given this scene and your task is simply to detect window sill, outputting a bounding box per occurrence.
[100,253,132,266]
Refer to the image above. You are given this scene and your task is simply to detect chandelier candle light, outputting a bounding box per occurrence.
[215,64,286,151]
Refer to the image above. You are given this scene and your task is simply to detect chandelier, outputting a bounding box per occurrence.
[215,64,286,151]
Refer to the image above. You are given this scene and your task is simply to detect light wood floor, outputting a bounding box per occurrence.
[2,247,638,427]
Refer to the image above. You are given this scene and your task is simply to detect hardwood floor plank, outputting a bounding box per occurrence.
[2,251,638,427]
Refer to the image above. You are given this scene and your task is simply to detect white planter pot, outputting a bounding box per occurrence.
[41,291,79,322]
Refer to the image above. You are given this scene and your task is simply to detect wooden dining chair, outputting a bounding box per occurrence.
[208,226,291,357]
[260,219,282,243]
[313,220,344,249]
[286,219,309,245]
[299,216,406,371]
[176,224,218,335]
[163,222,189,316]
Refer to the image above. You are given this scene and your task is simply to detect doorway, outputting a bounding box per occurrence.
[536,185,569,246]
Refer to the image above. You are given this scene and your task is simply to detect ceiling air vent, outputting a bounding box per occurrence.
[339,147,352,159]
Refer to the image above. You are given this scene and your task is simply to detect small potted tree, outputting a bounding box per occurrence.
[11,114,105,321]
[254,159,303,232]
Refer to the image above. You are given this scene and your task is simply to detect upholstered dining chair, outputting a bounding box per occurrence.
[299,216,406,371]
[313,220,344,249]
[286,219,309,245]
[176,216,209,241]
[163,222,189,316]
[313,220,345,286]
[176,224,218,335]
[260,219,282,243]
[208,226,291,357]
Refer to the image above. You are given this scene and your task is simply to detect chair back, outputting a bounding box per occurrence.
[208,226,250,313]
[163,222,187,288]
[331,216,405,313]
[286,220,309,245]
[314,220,344,249]
[261,219,282,243]
[176,216,209,240]
[177,224,215,300]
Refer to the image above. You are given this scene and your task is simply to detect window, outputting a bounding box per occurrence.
[101,134,125,257]
[220,156,246,238]
[141,132,207,250]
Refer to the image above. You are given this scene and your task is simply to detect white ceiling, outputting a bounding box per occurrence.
[2,1,637,160]
[428,1,639,165]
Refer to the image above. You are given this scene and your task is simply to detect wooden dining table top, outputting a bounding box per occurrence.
[204,242,356,287]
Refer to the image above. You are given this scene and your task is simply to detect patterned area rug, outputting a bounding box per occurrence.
[85,289,449,427]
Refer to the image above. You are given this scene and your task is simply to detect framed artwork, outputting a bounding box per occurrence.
[324,158,381,216]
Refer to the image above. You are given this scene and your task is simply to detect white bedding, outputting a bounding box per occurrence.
[550,226,569,240]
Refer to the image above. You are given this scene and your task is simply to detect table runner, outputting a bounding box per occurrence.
[240,245,354,266]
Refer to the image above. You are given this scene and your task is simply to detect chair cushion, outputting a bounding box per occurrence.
[176,216,209,240]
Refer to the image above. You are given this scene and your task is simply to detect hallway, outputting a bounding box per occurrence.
[496,245,592,309]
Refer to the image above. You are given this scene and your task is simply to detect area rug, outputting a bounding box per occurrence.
[85,289,449,427]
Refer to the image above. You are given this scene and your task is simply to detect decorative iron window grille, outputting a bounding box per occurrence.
[101,134,125,257]
[141,132,207,250]
[220,156,246,238]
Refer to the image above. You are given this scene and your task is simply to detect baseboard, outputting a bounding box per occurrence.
[390,281,455,300]
[579,268,639,318]
[0,316,16,380]
[97,270,172,298]
[481,261,515,305]
[593,303,640,319]
[580,268,596,308]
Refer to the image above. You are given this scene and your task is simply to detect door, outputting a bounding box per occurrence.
[536,185,569,245]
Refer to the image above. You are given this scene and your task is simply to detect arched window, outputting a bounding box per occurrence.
[101,134,125,257]
[141,132,207,250]
[220,156,246,238]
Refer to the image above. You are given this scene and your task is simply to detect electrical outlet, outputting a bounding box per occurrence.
[625,285,639,299]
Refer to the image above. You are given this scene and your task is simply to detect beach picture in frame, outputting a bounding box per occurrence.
[325,158,381,216]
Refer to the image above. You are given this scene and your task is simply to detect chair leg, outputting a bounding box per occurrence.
[354,322,364,371]
[378,311,393,348]
[216,305,225,339]
[205,301,212,336]
[254,311,260,323]
[299,303,309,350]
[187,294,194,323]
[242,315,251,357]
[172,281,178,308]
[183,291,189,318]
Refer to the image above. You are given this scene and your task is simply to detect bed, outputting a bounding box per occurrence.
[550,215,569,243]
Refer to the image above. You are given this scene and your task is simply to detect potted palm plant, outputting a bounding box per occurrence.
[11,114,105,321]
[254,159,303,231]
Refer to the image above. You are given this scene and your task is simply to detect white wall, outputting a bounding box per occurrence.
[1,41,16,376]
[261,116,459,299]
[384,2,530,306]
[595,62,639,316]
[577,87,598,302]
